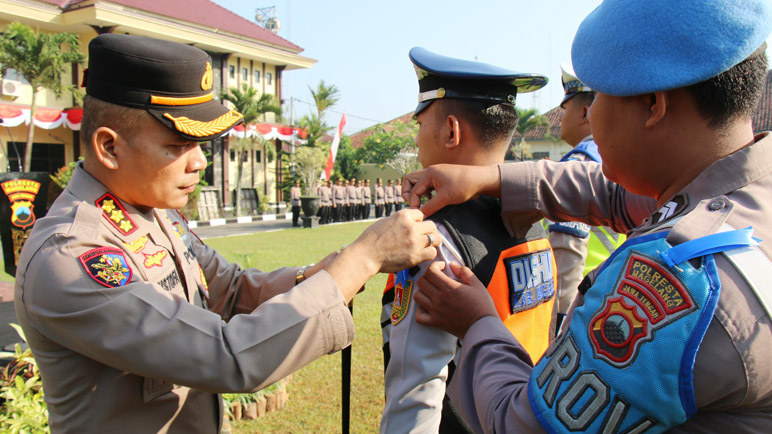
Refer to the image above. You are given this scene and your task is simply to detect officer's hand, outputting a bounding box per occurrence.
[414,261,497,339]
[325,209,439,302]
[356,209,439,273]
[401,164,502,217]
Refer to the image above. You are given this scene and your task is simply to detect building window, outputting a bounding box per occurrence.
[229,65,235,79]
[254,70,261,83]
[242,67,248,81]
[256,150,261,163]
[532,152,551,160]
[266,72,272,85]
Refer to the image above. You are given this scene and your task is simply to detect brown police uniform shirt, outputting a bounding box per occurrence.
[385,185,395,204]
[320,186,332,206]
[14,165,354,433]
[362,185,371,205]
[347,184,359,205]
[375,186,386,206]
[448,133,772,433]
[290,186,301,206]
[333,184,346,207]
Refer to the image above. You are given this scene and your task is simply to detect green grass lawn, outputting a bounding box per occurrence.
[206,222,388,433]
[0,260,14,283]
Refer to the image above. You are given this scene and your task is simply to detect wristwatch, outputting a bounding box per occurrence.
[296,264,313,284]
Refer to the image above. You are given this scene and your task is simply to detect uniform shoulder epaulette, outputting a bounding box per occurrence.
[95,193,137,236]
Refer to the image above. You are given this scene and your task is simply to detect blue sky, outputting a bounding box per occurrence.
[213,0,772,135]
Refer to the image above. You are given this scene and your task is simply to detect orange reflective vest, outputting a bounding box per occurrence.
[383,198,557,363]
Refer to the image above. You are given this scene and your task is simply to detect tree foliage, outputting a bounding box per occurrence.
[220,83,281,215]
[355,119,419,174]
[331,136,358,180]
[290,145,327,196]
[308,80,340,122]
[509,107,548,161]
[289,80,342,194]
[0,22,85,171]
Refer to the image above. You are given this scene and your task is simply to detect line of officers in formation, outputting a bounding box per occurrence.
[315,177,404,224]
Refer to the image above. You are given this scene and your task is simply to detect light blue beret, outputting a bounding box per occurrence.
[572,0,772,96]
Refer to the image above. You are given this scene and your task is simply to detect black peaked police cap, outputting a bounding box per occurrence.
[409,47,548,117]
[84,34,243,142]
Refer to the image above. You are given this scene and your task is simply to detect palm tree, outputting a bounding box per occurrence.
[511,107,549,161]
[221,83,281,216]
[308,80,340,123]
[0,22,85,171]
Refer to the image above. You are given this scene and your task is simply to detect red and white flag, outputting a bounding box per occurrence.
[322,113,346,181]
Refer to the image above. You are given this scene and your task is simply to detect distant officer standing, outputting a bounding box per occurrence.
[363,179,372,219]
[290,180,301,227]
[333,178,345,222]
[385,179,395,216]
[375,178,386,218]
[319,180,332,224]
[348,178,359,221]
[548,63,630,320]
[394,179,404,212]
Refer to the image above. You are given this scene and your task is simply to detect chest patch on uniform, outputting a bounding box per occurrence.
[79,247,133,288]
[589,252,696,367]
[158,270,181,292]
[143,250,168,268]
[95,193,137,236]
[504,249,555,313]
[172,221,187,241]
[391,272,413,325]
[124,236,149,254]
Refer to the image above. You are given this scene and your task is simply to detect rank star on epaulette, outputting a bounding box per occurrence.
[79,247,133,288]
[96,193,137,236]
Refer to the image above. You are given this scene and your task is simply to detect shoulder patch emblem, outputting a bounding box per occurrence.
[505,249,556,313]
[79,247,132,288]
[589,252,696,367]
[124,236,149,254]
[96,193,137,236]
[391,271,413,325]
[143,250,168,268]
[2,179,41,230]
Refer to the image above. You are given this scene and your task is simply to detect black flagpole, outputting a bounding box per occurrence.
[342,299,353,434]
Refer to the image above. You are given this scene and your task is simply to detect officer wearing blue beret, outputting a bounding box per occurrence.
[13,33,441,433]
[402,0,772,432]
[380,47,555,434]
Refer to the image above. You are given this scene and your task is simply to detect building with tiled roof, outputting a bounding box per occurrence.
[1,0,315,214]
[349,112,414,150]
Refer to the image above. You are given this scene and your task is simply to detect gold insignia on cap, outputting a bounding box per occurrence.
[164,110,243,138]
[151,93,214,106]
[437,88,446,98]
[201,61,213,91]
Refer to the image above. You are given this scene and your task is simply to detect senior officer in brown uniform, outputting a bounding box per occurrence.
[14,34,441,434]
[403,1,772,432]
